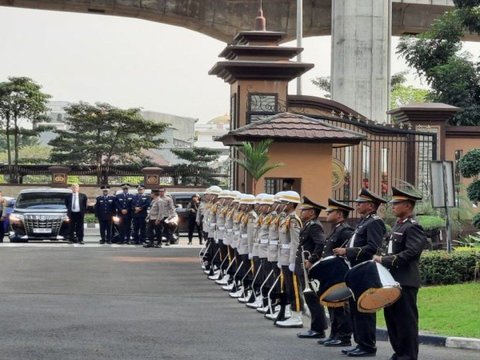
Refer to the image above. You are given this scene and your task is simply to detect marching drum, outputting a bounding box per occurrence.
[309,256,352,307]
[345,260,401,313]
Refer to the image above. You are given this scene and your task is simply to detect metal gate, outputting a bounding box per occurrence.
[308,115,437,205]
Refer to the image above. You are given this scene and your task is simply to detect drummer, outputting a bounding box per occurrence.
[373,187,426,360]
[295,196,328,338]
[333,188,387,357]
[317,198,355,347]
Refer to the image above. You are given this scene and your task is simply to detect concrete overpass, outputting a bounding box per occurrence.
[0,0,470,123]
[0,0,459,42]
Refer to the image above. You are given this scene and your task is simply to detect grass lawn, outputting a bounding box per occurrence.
[376,282,480,338]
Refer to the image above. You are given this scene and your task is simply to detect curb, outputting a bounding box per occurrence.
[376,329,480,351]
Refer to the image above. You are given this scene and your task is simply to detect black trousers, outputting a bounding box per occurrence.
[328,304,352,341]
[69,212,84,242]
[349,297,377,353]
[282,266,303,312]
[187,218,203,243]
[0,211,4,242]
[298,270,328,333]
[132,217,147,244]
[146,220,162,244]
[98,218,112,242]
[384,286,419,360]
[119,215,132,243]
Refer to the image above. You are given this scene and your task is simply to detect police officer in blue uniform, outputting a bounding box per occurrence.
[115,184,134,245]
[373,187,426,360]
[131,184,150,245]
[95,186,116,244]
[333,188,387,357]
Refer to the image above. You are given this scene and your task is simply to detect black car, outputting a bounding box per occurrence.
[9,188,72,242]
[169,192,203,235]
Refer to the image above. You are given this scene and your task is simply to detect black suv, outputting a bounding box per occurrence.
[169,192,203,235]
[9,188,72,242]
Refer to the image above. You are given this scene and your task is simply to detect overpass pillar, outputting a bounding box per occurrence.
[331,0,391,123]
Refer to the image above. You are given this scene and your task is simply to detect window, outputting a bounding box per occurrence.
[247,93,278,123]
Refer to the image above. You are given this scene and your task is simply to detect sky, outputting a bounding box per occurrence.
[1,6,479,124]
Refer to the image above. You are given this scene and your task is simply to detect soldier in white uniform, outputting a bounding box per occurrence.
[263,192,287,319]
[209,190,235,281]
[216,191,241,287]
[275,191,303,328]
[247,194,275,309]
[229,194,256,299]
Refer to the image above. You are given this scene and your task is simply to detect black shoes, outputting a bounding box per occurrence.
[324,339,352,347]
[99,240,105,244]
[318,337,334,345]
[143,244,154,248]
[342,347,358,355]
[297,330,325,339]
[347,348,376,357]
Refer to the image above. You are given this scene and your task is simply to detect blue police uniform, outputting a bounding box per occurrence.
[115,190,134,244]
[131,191,150,244]
[95,192,116,244]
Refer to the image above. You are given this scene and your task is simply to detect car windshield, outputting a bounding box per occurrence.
[15,192,69,210]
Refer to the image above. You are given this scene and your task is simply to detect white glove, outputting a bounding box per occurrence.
[288,263,295,273]
[277,262,282,269]
[214,238,219,244]
[248,253,253,260]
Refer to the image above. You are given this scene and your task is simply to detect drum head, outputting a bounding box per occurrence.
[321,283,352,305]
[357,286,401,313]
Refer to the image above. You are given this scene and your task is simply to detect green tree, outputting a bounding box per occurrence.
[397,1,480,125]
[235,139,284,195]
[312,72,430,110]
[0,77,51,179]
[170,147,223,186]
[0,144,51,164]
[311,76,331,98]
[49,102,168,184]
[458,149,480,228]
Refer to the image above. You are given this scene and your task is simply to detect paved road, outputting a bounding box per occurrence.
[0,241,477,360]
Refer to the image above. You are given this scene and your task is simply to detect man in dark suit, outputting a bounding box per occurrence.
[318,199,355,347]
[65,183,88,244]
[95,186,116,244]
[115,184,134,244]
[131,184,150,245]
[295,196,328,338]
[333,188,387,357]
[373,187,426,360]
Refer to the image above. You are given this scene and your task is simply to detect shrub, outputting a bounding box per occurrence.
[473,213,480,229]
[420,250,479,285]
[416,215,446,231]
[84,213,97,224]
[458,148,480,178]
[467,181,480,204]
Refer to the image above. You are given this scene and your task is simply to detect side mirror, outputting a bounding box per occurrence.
[176,204,183,209]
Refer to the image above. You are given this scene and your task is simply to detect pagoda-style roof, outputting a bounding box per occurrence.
[209,61,314,83]
[219,45,303,60]
[218,112,365,147]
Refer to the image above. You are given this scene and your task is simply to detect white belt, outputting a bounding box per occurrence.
[281,244,290,249]
[269,240,279,245]
[226,229,233,233]
[210,223,216,226]
[218,226,225,230]
[241,234,248,239]
[260,239,269,244]
[234,231,240,235]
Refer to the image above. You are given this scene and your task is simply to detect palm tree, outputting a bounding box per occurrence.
[235,139,284,194]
